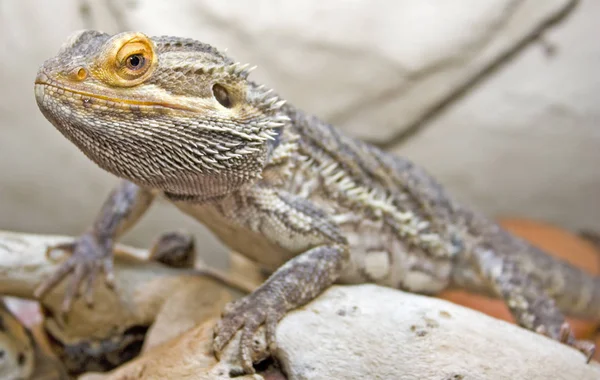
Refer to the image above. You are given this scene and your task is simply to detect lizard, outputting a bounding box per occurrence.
[32,30,600,374]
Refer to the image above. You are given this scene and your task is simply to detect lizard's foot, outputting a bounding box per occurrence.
[34,232,114,313]
[473,246,597,363]
[213,289,285,374]
[536,322,596,362]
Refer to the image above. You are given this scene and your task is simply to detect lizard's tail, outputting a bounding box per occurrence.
[463,212,600,321]
[545,252,600,322]
[487,219,600,321]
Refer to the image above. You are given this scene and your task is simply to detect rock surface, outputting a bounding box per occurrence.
[2,0,598,266]
[82,284,600,380]
[0,230,239,376]
[276,285,600,380]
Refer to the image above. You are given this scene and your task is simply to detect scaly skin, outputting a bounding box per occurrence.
[34,30,599,373]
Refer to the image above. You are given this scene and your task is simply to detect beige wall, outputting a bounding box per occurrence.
[0,0,598,268]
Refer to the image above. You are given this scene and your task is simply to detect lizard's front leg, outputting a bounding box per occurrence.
[473,246,596,360]
[210,189,350,373]
[213,244,348,373]
[34,180,155,311]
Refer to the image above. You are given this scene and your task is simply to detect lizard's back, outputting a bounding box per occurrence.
[278,107,600,319]
[272,107,466,293]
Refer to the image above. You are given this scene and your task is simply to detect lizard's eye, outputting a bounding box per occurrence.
[116,40,153,81]
[95,32,156,87]
[212,84,232,108]
[126,54,146,71]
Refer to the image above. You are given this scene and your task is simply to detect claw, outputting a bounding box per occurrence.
[213,312,244,354]
[84,270,97,306]
[240,324,258,374]
[34,256,76,299]
[34,232,114,314]
[535,325,548,336]
[103,258,115,288]
[213,290,286,374]
[574,340,596,363]
[265,314,278,353]
[61,271,80,313]
[536,322,596,363]
[558,322,572,344]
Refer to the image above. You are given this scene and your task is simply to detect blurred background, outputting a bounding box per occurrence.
[0,0,598,270]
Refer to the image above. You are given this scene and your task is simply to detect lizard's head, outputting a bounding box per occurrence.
[35,30,287,200]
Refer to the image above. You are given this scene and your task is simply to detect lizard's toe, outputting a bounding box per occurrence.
[536,321,596,362]
[574,340,596,363]
[34,232,114,314]
[557,322,595,362]
[239,320,263,374]
[213,308,245,356]
[213,291,286,374]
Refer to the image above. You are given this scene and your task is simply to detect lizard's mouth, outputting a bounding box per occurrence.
[34,73,196,113]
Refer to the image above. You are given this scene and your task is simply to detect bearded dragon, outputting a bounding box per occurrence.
[33,30,599,374]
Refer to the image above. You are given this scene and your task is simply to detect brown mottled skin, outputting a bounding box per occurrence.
[34,30,599,373]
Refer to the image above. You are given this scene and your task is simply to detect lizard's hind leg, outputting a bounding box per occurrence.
[472,246,596,362]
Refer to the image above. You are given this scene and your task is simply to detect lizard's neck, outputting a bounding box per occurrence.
[161,102,301,204]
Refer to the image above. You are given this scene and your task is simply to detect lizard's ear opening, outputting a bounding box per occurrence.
[93,31,157,87]
[212,84,232,108]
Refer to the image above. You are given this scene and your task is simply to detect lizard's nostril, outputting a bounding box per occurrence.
[66,67,88,82]
[75,67,88,81]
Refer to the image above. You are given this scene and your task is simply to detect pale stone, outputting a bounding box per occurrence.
[80,284,600,379]
[275,285,600,380]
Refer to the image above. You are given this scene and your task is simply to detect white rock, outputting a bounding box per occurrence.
[85,284,600,379]
[276,284,600,380]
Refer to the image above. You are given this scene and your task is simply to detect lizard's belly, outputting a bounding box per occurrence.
[337,217,453,295]
[170,200,308,271]
[170,195,453,294]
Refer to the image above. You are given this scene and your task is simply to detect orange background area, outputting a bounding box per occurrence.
[439,218,600,361]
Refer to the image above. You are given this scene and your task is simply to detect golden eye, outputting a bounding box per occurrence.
[94,32,157,87]
[115,40,153,81]
[212,84,232,108]
[125,54,146,71]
